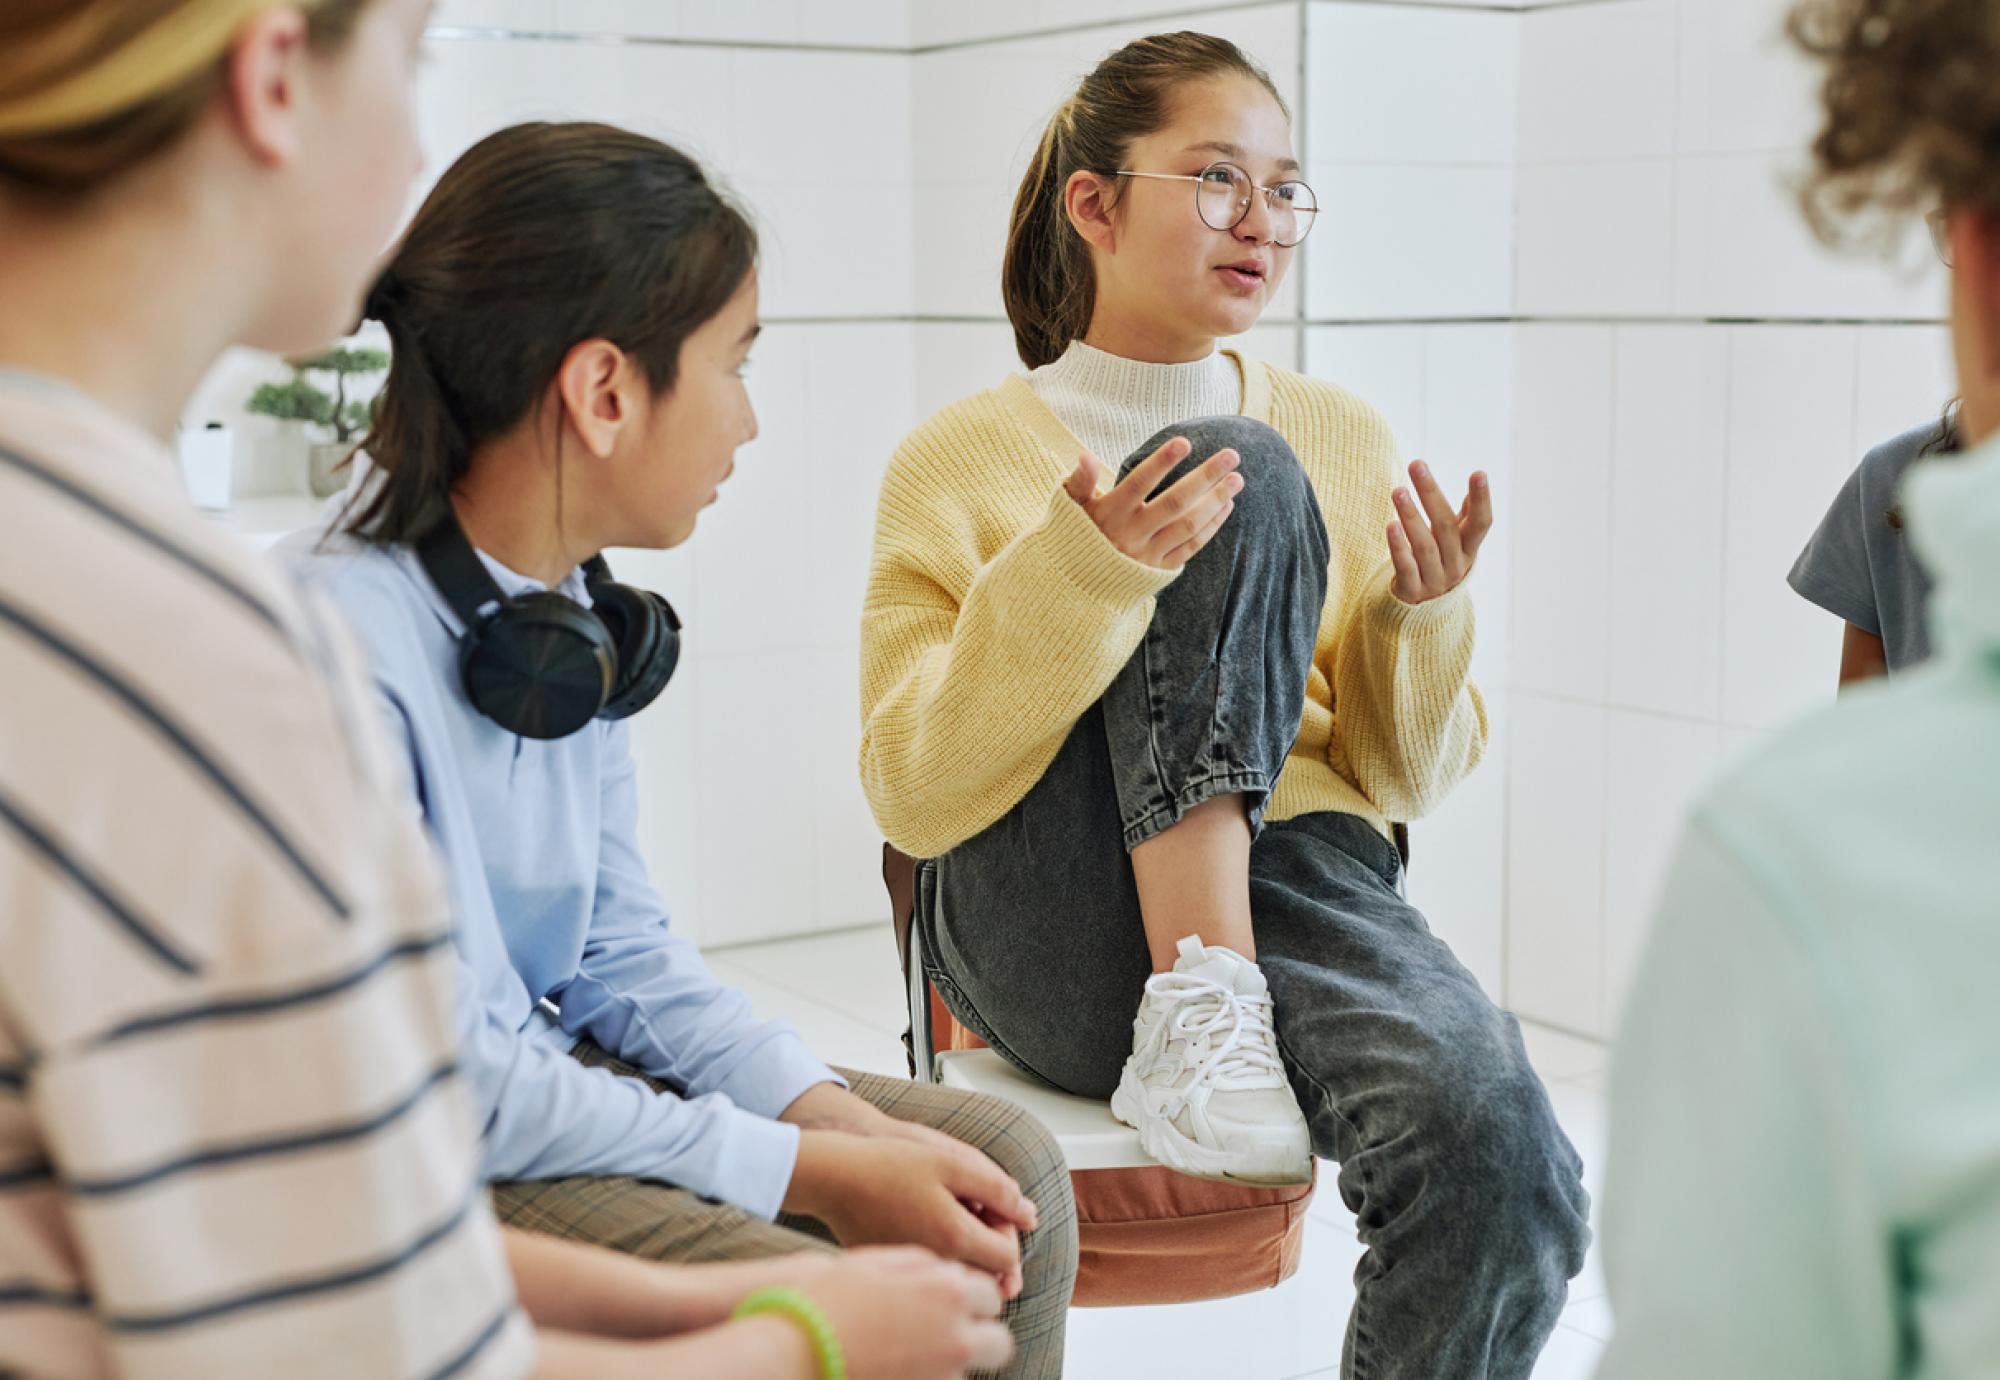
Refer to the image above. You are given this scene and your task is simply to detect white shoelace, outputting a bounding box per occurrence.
[1141,969,1287,1093]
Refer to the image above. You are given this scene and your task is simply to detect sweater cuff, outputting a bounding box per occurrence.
[1028,486,1180,609]
[1361,567,1476,641]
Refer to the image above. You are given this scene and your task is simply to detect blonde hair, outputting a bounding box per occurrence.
[0,0,366,194]
[1002,31,1287,369]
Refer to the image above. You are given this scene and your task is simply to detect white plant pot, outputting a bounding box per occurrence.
[176,423,234,511]
[309,441,356,500]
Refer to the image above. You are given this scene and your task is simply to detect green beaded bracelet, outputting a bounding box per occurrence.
[733,1287,847,1380]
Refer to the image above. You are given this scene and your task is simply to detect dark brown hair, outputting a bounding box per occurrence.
[342,121,758,545]
[1790,0,2000,250]
[0,0,370,195]
[1002,31,1288,369]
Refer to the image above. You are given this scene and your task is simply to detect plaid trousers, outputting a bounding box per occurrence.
[492,1042,1078,1379]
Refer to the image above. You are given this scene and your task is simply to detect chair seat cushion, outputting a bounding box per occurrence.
[931,993,1314,1306]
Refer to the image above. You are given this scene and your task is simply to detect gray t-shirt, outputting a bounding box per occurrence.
[1788,422,1941,673]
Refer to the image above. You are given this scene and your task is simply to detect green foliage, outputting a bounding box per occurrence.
[289,346,391,376]
[246,347,390,443]
[246,378,334,427]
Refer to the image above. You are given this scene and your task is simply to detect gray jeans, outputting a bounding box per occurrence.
[920,416,1591,1379]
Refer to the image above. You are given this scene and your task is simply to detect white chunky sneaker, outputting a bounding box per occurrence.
[1108,934,1313,1185]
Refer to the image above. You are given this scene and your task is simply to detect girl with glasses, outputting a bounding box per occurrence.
[859,30,1590,1379]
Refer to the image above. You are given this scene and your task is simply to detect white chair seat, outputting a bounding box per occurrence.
[936,1049,1157,1171]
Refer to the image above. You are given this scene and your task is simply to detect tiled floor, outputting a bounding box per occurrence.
[705,923,1613,1380]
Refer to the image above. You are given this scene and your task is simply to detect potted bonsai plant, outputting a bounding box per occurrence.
[246,346,388,498]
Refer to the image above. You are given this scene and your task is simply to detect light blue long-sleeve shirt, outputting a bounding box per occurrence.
[291,537,839,1220]
[1599,431,2000,1378]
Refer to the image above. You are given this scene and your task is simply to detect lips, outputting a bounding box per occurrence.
[1217,261,1267,289]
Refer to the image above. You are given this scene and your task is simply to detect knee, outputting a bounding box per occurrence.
[1409,1058,1593,1285]
[956,1088,1077,1228]
[958,1092,1080,1292]
[1122,415,1318,540]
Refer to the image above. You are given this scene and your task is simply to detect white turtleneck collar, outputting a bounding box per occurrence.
[1025,340,1244,469]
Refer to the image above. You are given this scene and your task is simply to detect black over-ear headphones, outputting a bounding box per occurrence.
[414,512,681,740]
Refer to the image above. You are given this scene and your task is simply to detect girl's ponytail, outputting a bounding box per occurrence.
[339,271,469,541]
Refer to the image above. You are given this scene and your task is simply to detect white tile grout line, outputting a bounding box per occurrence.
[432,0,1646,61]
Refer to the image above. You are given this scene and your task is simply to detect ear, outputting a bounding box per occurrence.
[553,339,633,461]
[1064,169,1119,252]
[219,8,313,167]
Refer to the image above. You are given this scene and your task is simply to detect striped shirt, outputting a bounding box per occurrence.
[0,375,532,1379]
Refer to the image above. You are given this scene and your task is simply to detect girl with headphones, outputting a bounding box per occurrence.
[0,4,1010,1379]
[295,120,1077,1380]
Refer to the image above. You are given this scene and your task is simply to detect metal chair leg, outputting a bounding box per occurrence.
[906,899,937,1083]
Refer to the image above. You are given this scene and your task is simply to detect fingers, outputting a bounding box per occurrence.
[949,1267,1014,1373]
[1160,494,1235,569]
[1409,462,1464,570]
[1147,448,1241,517]
[1065,452,1105,505]
[1110,435,1194,506]
[944,1198,1023,1283]
[1386,519,1422,602]
[966,1320,1018,1374]
[1134,452,1239,559]
[943,1153,1036,1233]
[1460,470,1494,561]
[971,1206,1026,1298]
[1392,485,1446,590]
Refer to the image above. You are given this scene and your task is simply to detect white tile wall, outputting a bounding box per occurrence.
[1510,326,1614,703]
[1307,5,1519,166]
[1517,0,1677,165]
[1673,151,1947,321]
[377,0,1961,995]
[1515,160,1676,318]
[1606,325,1728,722]
[1506,695,1608,1037]
[1674,0,1821,157]
[1503,0,1953,1034]
[912,321,1022,418]
[1855,326,1957,453]
[1601,710,1722,1023]
[1720,325,1857,729]
[1304,326,1425,449]
[417,36,737,179]
[1307,164,1516,320]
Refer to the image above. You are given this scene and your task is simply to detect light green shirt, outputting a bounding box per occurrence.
[1599,432,2000,1379]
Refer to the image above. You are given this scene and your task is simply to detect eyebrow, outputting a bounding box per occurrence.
[1184,141,1302,176]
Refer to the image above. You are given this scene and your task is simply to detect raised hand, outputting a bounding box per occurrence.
[1387,461,1492,605]
[1065,435,1244,570]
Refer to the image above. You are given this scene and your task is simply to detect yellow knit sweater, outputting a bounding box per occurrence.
[859,350,1487,861]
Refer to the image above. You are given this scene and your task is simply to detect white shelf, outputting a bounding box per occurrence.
[203,494,334,551]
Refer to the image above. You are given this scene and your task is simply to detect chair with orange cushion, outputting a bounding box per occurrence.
[882,845,1321,1307]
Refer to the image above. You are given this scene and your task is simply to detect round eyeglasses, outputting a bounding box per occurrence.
[1115,161,1319,248]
